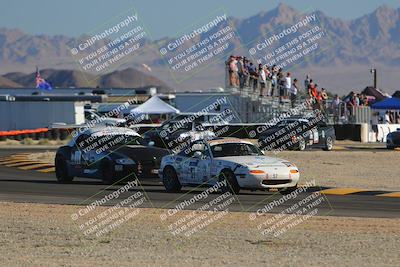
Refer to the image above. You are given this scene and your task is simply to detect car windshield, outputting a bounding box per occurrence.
[210,143,263,157]
[79,134,146,151]
[161,120,192,131]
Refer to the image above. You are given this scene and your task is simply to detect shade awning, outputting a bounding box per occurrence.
[371,97,400,110]
[131,95,180,114]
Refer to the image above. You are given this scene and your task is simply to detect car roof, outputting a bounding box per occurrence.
[207,138,254,146]
[68,127,140,147]
[80,126,140,137]
[281,119,309,123]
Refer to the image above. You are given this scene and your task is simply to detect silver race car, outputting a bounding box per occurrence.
[159,138,300,194]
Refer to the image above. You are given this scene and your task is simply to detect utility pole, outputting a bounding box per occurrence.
[370,68,377,88]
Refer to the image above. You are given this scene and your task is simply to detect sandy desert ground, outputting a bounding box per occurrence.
[0,202,399,266]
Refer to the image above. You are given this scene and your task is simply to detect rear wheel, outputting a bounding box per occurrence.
[55,155,74,183]
[162,166,181,192]
[279,184,298,195]
[387,144,395,150]
[297,137,306,151]
[219,169,240,194]
[101,160,116,184]
[323,136,334,151]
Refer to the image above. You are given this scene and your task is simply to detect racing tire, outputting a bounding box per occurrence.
[278,184,298,195]
[162,166,182,193]
[55,155,74,183]
[323,136,334,151]
[386,144,395,150]
[101,160,116,185]
[297,137,306,151]
[219,169,240,194]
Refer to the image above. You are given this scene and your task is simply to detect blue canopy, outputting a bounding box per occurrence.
[371,97,400,110]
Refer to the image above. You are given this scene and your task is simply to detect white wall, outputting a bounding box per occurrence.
[0,101,85,130]
[369,124,400,142]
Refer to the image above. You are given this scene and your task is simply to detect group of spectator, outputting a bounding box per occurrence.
[305,74,329,111]
[226,55,300,107]
[344,91,370,107]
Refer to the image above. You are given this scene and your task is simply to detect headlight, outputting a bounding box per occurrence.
[249,170,266,174]
[116,158,136,165]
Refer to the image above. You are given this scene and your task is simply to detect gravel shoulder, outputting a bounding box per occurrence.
[272,149,400,191]
[0,202,399,266]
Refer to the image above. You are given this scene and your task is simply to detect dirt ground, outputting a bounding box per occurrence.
[29,147,400,191]
[272,149,400,191]
[0,202,398,266]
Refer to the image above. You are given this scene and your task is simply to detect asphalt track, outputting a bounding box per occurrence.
[0,149,399,219]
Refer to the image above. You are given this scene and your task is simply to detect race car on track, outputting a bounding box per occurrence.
[258,115,336,151]
[159,138,300,194]
[143,113,218,151]
[55,127,170,184]
[386,128,400,149]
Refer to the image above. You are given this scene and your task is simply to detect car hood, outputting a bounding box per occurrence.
[215,155,291,168]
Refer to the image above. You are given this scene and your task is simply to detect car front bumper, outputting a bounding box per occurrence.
[235,171,299,189]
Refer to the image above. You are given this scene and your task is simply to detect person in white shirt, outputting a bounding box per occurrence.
[258,64,266,97]
[384,111,391,124]
[285,72,292,98]
[331,95,341,123]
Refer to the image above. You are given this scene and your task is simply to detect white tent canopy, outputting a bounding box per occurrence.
[131,95,180,114]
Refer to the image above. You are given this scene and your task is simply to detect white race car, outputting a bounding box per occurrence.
[159,138,300,194]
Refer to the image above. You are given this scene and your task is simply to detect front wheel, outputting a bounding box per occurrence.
[55,155,74,183]
[219,170,240,194]
[162,166,182,192]
[323,136,334,151]
[297,137,306,151]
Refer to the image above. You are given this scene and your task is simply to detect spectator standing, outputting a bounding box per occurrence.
[248,62,258,91]
[304,75,311,91]
[371,111,379,141]
[243,58,250,87]
[265,66,272,96]
[290,78,298,108]
[237,57,245,89]
[228,56,238,87]
[271,66,277,97]
[384,111,391,124]
[278,71,285,104]
[320,88,328,111]
[285,72,292,99]
[331,94,341,123]
[312,84,320,109]
[258,64,266,97]
[307,79,315,97]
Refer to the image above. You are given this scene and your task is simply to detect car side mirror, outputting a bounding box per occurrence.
[193,151,202,158]
[148,141,155,147]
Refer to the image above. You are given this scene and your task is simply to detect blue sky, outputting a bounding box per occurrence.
[0,0,399,39]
